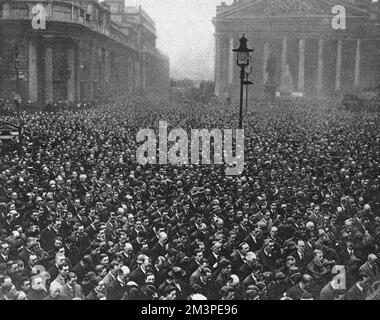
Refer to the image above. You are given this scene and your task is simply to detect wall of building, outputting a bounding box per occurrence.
[0,0,170,104]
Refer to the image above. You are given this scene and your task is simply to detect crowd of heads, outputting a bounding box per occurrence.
[0,96,379,300]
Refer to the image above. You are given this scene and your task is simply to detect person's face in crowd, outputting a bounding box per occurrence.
[146,274,155,285]
[100,256,109,266]
[314,251,324,265]
[270,227,278,238]
[166,289,177,300]
[193,250,203,263]
[266,242,274,253]
[68,275,78,286]
[21,280,31,293]
[31,212,40,220]
[54,239,62,249]
[11,192,18,200]
[241,244,250,255]
[140,257,151,269]
[60,265,70,278]
[222,265,232,276]
[96,281,105,292]
[98,267,107,278]
[9,262,19,273]
[54,220,61,230]
[360,274,371,288]
[18,261,25,272]
[135,220,143,231]
[31,277,44,292]
[297,241,305,253]
[0,243,9,256]
[202,271,212,283]
[286,257,295,268]
[98,229,106,241]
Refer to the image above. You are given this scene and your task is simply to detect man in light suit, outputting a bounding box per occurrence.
[61,272,84,299]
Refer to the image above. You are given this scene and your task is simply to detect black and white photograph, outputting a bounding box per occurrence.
[0,0,380,307]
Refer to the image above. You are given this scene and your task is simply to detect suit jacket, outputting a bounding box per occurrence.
[242,273,259,291]
[102,271,117,287]
[338,247,357,267]
[257,249,279,273]
[230,251,245,274]
[187,259,201,276]
[107,279,127,300]
[238,262,253,281]
[123,282,143,300]
[320,282,335,300]
[61,283,84,300]
[206,252,220,271]
[345,283,367,300]
[0,254,8,264]
[190,278,211,297]
[150,242,166,261]
[244,234,263,253]
[290,251,309,273]
[286,283,307,300]
[130,267,147,287]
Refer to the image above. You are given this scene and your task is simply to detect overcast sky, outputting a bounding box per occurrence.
[125,0,234,80]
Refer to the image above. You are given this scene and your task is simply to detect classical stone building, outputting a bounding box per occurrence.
[213,0,380,101]
[0,0,170,103]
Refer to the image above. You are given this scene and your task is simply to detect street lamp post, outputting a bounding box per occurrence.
[233,34,254,129]
[244,62,253,115]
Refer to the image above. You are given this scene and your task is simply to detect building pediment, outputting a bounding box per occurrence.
[217,0,369,18]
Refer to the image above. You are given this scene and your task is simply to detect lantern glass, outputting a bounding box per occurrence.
[237,51,250,66]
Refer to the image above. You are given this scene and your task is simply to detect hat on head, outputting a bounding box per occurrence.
[168,266,186,278]
[275,272,286,280]
[220,259,232,269]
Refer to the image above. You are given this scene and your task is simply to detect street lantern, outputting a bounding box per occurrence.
[233,34,254,129]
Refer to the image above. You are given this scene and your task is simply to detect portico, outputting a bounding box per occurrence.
[213,0,380,101]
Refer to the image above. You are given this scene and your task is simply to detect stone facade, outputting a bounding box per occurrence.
[212,0,380,101]
[0,0,170,103]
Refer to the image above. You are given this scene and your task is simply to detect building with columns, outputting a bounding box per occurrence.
[0,0,170,104]
[213,0,380,101]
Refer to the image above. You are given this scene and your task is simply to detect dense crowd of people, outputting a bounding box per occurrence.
[0,96,379,300]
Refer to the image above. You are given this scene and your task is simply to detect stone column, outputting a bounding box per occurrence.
[105,50,111,95]
[354,39,361,87]
[335,39,342,91]
[316,39,324,93]
[141,53,146,93]
[75,46,81,101]
[28,39,38,102]
[298,39,305,93]
[44,46,53,103]
[135,59,141,93]
[263,42,269,84]
[2,3,10,18]
[88,44,95,100]
[228,37,234,85]
[280,37,288,91]
[67,47,75,102]
[214,35,222,97]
